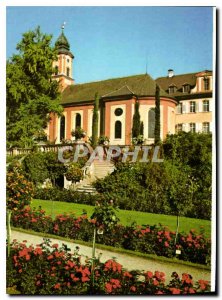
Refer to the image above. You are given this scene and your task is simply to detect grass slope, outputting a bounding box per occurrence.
[32,199,211,237]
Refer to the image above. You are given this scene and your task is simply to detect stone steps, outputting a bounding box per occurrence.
[71,159,115,193]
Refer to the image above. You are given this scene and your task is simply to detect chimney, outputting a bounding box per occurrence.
[168,69,174,78]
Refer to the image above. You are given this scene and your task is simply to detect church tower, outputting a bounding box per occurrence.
[52,24,74,90]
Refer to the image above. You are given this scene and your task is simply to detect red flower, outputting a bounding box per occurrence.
[105,283,112,293]
[34,247,42,256]
[170,288,181,294]
[189,288,196,294]
[25,254,30,261]
[52,243,59,248]
[153,279,159,286]
[146,271,153,279]
[47,255,53,260]
[54,283,61,289]
[18,269,22,273]
[82,276,90,282]
[123,271,132,278]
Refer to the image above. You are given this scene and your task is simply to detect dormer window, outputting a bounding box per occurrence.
[203,77,210,91]
[182,83,190,93]
[168,84,177,94]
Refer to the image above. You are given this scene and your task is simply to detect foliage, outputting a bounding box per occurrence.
[6,166,34,211]
[97,135,110,145]
[71,128,86,140]
[22,152,49,185]
[163,132,212,219]
[7,239,211,295]
[11,207,211,265]
[91,92,99,147]
[154,84,161,145]
[21,152,66,186]
[34,186,99,205]
[132,135,144,145]
[65,163,84,183]
[40,152,66,186]
[7,26,63,148]
[92,160,208,219]
[132,101,144,144]
[90,200,119,232]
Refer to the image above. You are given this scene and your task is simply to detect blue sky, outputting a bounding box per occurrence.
[6,6,213,83]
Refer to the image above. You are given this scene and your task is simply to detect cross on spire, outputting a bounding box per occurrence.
[61,21,66,30]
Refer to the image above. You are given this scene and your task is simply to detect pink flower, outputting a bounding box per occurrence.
[164,241,169,247]
[130,286,136,292]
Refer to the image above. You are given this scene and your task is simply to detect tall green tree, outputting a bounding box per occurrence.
[91,92,99,147]
[154,84,161,145]
[7,26,63,148]
[132,101,141,138]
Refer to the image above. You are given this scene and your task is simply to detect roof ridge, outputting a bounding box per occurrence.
[101,84,134,97]
[75,73,147,86]
[156,70,212,80]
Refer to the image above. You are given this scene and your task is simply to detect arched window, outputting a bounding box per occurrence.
[60,116,65,141]
[115,121,122,139]
[66,67,70,77]
[55,65,59,75]
[148,108,155,138]
[75,113,81,129]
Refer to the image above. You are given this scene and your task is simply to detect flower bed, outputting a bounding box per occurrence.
[11,207,211,265]
[7,239,211,295]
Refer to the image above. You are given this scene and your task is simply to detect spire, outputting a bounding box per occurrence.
[55,23,70,52]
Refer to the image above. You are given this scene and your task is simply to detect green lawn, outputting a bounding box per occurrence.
[31,199,211,237]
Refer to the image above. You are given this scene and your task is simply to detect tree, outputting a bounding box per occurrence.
[7,26,63,148]
[91,92,99,147]
[154,84,161,145]
[132,101,141,138]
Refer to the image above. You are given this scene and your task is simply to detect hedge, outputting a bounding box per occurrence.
[11,207,211,265]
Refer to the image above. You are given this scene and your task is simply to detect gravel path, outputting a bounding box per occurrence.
[11,230,211,284]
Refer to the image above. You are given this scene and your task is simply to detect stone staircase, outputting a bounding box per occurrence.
[74,159,115,194]
[92,159,115,180]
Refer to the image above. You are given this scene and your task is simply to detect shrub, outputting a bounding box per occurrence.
[65,163,84,183]
[7,240,211,295]
[6,166,34,211]
[34,186,98,205]
[11,207,211,265]
[93,160,211,220]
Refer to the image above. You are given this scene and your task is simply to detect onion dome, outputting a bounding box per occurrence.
[55,26,74,58]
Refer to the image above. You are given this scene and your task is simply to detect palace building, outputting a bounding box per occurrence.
[47,29,213,145]
[156,69,213,134]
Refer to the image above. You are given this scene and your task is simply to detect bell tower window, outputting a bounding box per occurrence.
[66,67,70,77]
[115,121,122,139]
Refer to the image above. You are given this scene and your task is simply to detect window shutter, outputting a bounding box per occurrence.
[195,102,199,113]
[209,100,212,112]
